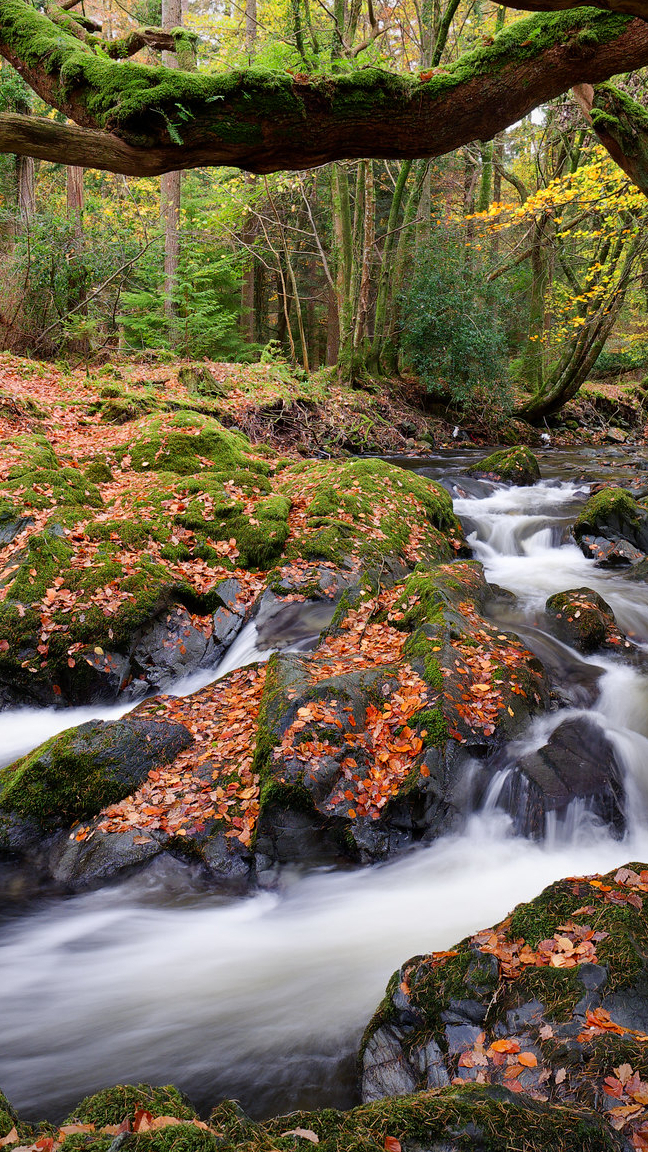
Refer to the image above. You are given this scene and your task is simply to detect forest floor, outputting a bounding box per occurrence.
[2,351,645,460]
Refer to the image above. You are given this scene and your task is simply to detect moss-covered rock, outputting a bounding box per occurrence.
[279,457,460,572]
[0,716,191,836]
[467,446,541,486]
[573,487,648,556]
[545,587,628,653]
[361,861,648,1141]
[123,412,270,478]
[66,1083,197,1127]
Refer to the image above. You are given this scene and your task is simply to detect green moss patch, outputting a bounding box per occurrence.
[66,1084,197,1127]
[0,717,191,829]
[280,457,459,569]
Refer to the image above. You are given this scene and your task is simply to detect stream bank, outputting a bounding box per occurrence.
[5,354,648,1146]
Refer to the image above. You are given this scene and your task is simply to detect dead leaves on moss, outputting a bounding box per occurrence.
[472,920,608,978]
[77,667,266,847]
[278,665,427,820]
[0,1111,216,1152]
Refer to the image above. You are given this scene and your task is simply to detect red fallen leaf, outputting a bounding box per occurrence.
[384,1139,402,1152]
[506,1079,525,1093]
[0,640,9,652]
[603,1077,625,1099]
[133,1110,154,1133]
[491,1039,521,1054]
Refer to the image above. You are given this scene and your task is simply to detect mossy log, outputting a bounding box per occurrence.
[1,3,648,173]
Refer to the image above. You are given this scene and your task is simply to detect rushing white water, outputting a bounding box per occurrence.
[454,478,648,640]
[0,813,643,1121]
[3,451,648,1122]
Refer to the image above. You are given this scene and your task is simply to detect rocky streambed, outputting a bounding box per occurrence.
[4,397,648,1148]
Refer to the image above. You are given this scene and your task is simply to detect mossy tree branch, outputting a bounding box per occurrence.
[496,0,648,19]
[573,80,648,196]
[1,0,648,174]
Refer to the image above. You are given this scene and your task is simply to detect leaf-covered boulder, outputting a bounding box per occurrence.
[253,562,549,873]
[0,716,192,849]
[545,588,630,654]
[360,861,648,1152]
[467,446,541,487]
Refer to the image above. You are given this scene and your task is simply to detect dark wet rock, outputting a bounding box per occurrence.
[362,1024,420,1101]
[578,534,646,566]
[0,717,192,851]
[545,587,627,653]
[130,605,213,692]
[509,717,625,838]
[0,515,33,546]
[467,446,541,487]
[48,825,166,886]
[200,831,252,892]
[574,487,648,561]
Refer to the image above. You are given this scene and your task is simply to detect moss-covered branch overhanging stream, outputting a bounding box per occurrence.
[2,1,648,172]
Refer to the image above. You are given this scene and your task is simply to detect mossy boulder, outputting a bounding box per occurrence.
[574,487,648,558]
[467,446,541,487]
[361,861,648,1145]
[0,717,192,840]
[3,433,103,511]
[123,412,270,478]
[545,588,628,653]
[279,457,460,572]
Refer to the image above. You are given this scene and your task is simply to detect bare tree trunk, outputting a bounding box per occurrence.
[245,0,257,56]
[161,0,182,343]
[16,155,34,219]
[240,0,258,344]
[66,164,88,354]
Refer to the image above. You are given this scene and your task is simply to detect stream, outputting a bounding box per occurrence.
[3,447,648,1123]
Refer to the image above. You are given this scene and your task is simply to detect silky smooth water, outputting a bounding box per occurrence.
[2,450,648,1122]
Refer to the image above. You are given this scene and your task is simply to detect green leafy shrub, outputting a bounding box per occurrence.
[400,223,512,417]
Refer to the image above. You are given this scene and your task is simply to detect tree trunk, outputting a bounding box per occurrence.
[517,230,643,420]
[66,164,88,355]
[16,155,34,219]
[160,0,182,343]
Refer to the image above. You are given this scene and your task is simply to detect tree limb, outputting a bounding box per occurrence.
[1,2,648,174]
[573,80,648,197]
[496,0,648,18]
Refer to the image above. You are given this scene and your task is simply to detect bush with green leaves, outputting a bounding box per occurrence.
[119,241,252,361]
[400,224,512,417]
